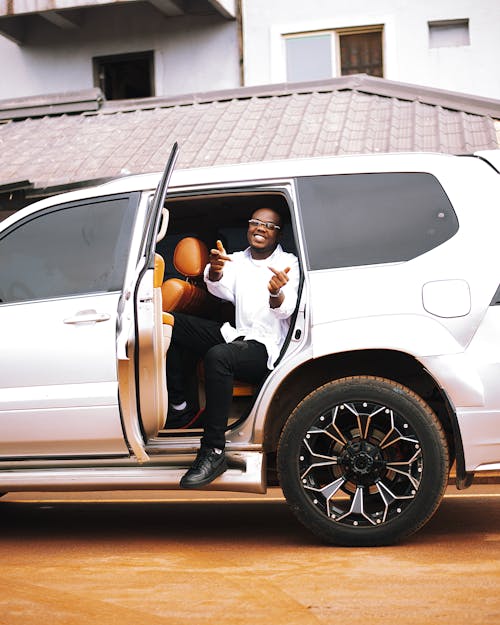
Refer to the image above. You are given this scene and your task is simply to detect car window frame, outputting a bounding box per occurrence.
[0,191,141,306]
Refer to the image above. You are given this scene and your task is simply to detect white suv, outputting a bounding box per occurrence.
[1,145,499,546]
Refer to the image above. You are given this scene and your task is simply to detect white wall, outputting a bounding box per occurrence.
[0,3,239,100]
[242,0,500,100]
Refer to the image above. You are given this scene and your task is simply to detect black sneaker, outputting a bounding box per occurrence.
[180,447,227,489]
[179,408,206,430]
[165,405,196,429]
[165,406,206,430]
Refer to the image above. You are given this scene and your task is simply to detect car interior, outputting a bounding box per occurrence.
[154,189,298,438]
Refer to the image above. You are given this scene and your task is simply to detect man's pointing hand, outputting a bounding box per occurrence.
[208,239,231,281]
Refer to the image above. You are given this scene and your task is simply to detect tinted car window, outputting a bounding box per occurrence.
[297,173,459,270]
[0,194,138,304]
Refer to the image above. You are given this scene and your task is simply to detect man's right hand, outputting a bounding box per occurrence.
[208,240,231,281]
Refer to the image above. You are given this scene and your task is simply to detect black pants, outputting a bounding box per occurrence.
[166,312,269,449]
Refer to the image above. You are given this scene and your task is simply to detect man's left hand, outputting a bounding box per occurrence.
[268,266,290,296]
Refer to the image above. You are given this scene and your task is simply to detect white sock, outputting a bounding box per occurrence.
[172,401,187,411]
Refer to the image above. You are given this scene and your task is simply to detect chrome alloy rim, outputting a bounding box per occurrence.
[299,401,423,527]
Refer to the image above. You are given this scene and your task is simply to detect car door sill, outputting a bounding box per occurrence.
[0,450,266,494]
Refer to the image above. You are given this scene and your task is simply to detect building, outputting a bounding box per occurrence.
[1,1,500,101]
[0,0,240,100]
[242,0,500,100]
[0,1,499,221]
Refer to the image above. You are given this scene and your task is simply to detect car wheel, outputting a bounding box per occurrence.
[277,376,449,546]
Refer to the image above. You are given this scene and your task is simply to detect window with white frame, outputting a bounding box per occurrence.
[285,26,383,83]
[428,19,470,48]
[285,33,332,82]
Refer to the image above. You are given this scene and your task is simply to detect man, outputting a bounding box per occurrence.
[166,207,299,488]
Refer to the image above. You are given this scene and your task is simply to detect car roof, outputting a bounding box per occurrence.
[2,150,498,228]
[101,150,460,194]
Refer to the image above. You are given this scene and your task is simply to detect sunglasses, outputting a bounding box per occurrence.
[248,219,281,231]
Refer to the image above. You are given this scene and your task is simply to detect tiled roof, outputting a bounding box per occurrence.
[0,74,498,195]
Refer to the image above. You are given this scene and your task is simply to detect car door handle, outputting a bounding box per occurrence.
[64,310,111,325]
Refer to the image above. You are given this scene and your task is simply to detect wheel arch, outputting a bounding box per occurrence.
[263,348,464,479]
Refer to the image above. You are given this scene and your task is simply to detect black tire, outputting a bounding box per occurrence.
[277,376,449,546]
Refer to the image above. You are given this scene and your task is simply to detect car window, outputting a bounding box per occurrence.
[0,193,139,304]
[296,173,459,270]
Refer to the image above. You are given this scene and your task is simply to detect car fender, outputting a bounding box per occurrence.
[311,315,485,407]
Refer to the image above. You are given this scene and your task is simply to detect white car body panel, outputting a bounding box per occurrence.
[0,292,128,457]
[456,408,500,471]
[453,307,500,470]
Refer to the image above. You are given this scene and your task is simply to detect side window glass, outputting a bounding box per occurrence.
[297,173,459,270]
[0,194,138,304]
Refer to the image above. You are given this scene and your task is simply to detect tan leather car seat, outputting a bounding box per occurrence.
[154,253,175,329]
[161,237,211,315]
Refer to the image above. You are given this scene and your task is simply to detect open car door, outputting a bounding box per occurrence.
[117,143,179,461]
[0,191,143,459]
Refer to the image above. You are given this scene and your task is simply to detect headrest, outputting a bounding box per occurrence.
[173,237,209,277]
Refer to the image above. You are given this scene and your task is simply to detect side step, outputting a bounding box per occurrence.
[0,451,266,494]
